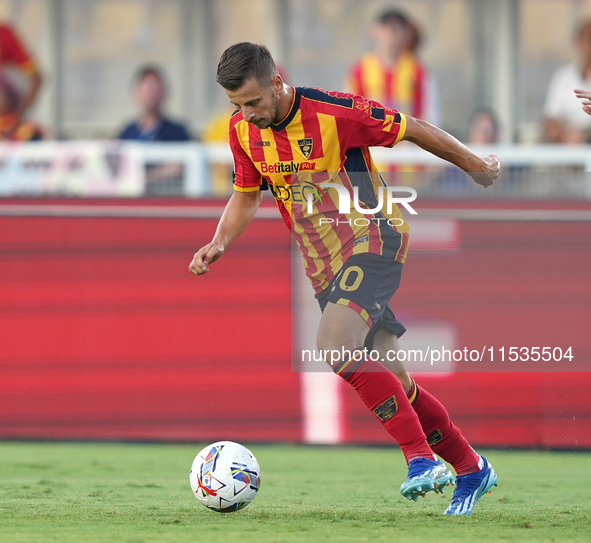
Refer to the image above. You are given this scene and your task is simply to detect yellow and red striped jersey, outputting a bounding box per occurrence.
[230,86,410,293]
[346,52,426,119]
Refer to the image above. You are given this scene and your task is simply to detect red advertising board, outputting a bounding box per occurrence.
[0,199,589,448]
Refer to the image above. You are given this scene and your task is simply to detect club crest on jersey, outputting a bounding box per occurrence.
[298,138,313,159]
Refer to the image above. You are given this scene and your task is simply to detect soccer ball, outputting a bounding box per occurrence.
[189,441,261,512]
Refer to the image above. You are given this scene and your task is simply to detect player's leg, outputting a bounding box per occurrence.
[316,254,453,500]
[316,301,434,465]
[317,302,452,500]
[372,328,481,473]
[371,327,497,514]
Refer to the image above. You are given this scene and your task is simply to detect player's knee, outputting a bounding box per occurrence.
[316,328,363,355]
[316,333,365,369]
[393,371,413,394]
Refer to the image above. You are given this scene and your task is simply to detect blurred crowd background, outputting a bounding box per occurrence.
[1,0,590,448]
[2,0,591,144]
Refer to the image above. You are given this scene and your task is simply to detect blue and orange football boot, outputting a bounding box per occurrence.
[400,457,454,501]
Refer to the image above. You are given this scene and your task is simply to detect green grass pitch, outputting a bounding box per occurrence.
[0,442,589,543]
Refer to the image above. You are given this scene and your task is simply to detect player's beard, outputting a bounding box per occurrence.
[252,96,281,129]
[251,118,272,129]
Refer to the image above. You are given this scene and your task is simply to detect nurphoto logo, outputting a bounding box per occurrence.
[306,183,418,216]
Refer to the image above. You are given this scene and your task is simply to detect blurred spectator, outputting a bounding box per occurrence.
[203,108,235,195]
[118,65,192,195]
[346,9,440,125]
[467,108,499,145]
[118,65,192,142]
[0,22,42,130]
[0,73,42,140]
[543,19,591,143]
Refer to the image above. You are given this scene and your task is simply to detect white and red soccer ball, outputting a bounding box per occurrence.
[189,441,261,512]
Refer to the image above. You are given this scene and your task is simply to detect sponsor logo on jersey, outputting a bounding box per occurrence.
[312,183,417,215]
[253,140,270,147]
[268,179,327,204]
[260,161,315,174]
[355,100,370,113]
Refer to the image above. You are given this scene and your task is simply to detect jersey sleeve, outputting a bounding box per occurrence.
[0,24,37,73]
[339,93,407,149]
[228,118,265,193]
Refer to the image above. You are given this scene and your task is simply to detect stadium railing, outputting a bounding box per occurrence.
[1,141,591,199]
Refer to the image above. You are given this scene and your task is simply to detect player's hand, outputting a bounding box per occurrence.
[189,242,224,275]
[469,154,500,188]
[574,89,591,116]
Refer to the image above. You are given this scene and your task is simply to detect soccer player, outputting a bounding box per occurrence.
[189,42,499,515]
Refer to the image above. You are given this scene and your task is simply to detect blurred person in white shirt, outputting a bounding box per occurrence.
[544,19,591,143]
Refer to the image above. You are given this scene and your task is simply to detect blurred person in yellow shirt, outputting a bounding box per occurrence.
[346,9,439,125]
[346,10,440,181]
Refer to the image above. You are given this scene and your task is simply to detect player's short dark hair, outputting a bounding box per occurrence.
[377,8,409,27]
[216,42,278,91]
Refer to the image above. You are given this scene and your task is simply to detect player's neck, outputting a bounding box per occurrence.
[275,84,294,124]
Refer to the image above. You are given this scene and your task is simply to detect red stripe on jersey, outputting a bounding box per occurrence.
[385,66,393,106]
[358,149,386,256]
[351,63,364,96]
[248,123,265,163]
[339,169,381,258]
[276,199,292,231]
[272,129,295,162]
[292,218,325,289]
[396,231,410,263]
[300,106,324,160]
[367,220,385,255]
[333,171,360,259]
[302,217,332,262]
[414,63,425,118]
[290,229,317,288]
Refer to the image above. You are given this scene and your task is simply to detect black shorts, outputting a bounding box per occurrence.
[315,253,406,350]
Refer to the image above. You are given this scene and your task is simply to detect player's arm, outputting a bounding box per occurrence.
[402,116,499,187]
[189,190,263,275]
